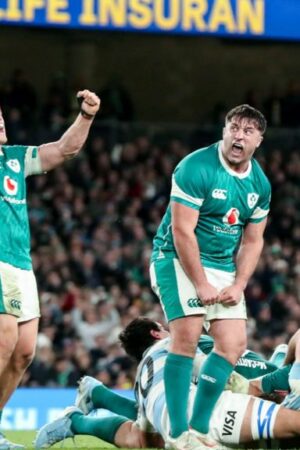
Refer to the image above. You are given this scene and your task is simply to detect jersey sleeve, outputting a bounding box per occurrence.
[248,176,271,224]
[170,155,208,211]
[24,146,43,177]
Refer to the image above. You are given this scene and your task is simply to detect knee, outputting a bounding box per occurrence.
[230,336,247,356]
[230,341,247,363]
[170,333,199,356]
[215,339,247,365]
[0,322,18,359]
[12,348,35,372]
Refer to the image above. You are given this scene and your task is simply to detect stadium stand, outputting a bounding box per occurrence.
[1,75,300,389]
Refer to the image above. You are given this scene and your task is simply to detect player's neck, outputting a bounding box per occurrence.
[225,158,249,173]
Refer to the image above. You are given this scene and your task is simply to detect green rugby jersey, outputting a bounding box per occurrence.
[0,145,41,270]
[198,335,277,378]
[152,142,271,272]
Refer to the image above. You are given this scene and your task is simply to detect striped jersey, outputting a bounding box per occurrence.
[134,336,279,439]
[152,142,271,272]
[134,337,205,439]
[0,145,40,269]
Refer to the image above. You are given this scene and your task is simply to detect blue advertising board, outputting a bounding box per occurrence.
[0,0,299,41]
[3,388,134,430]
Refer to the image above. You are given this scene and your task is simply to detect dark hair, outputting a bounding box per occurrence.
[119,317,160,361]
[225,104,267,134]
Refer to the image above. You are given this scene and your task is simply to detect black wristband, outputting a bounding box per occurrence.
[80,109,95,120]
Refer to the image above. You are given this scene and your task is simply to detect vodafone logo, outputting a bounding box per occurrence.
[4,176,18,195]
[223,208,240,226]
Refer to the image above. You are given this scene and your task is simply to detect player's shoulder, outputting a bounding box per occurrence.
[2,144,30,155]
[183,142,219,165]
[176,142,219,175]
[143,337,169,359]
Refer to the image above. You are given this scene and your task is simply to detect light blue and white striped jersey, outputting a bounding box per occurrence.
[134,337,205,439]
[282,391,300,410]
[133,337,283,445]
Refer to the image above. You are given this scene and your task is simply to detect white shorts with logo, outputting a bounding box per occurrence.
[150,258,247,322]
[142,386,280,445]
[0,261,40,322]
[200,390,280,444]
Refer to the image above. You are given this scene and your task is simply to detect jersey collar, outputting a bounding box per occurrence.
[218,141,252,179]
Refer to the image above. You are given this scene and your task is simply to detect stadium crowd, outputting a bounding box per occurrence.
[1,70,300,389]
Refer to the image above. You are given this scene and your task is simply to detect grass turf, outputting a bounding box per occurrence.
[5,431,292,449]
[4,431,116,449]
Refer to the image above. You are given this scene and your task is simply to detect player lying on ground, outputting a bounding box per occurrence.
[36,324,290,447]
[35,319,299,449]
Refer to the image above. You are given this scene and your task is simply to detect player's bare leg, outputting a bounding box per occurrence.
[0,318,38,407]
[0,315,25,449]
[240,397,300,444]
[0,315,18,376]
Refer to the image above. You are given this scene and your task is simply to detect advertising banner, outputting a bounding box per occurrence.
[0,0,299,41]
[3,388,134,430]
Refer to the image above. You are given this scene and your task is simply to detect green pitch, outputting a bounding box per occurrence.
[4,431,286,450]
[4,431,115,449]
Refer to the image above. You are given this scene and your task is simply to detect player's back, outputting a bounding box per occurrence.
[134,338,169,435]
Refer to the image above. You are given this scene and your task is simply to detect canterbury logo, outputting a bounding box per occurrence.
[10,299,21,310]
[187,298,203,308]
[212,189,227,200]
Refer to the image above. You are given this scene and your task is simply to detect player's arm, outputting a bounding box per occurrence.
[235,217,267,287]
[38,89,100,171]
[283,329,300,365]
[219,218,267,305]
[172,202,219,305]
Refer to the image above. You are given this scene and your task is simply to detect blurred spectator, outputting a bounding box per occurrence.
[98,78,134,121]
[263,85,283,127]
[5,68,37,126]
[281,80,300,127]
[243,87,261,110]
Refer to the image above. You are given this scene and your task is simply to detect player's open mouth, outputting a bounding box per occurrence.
[231,143,243,155]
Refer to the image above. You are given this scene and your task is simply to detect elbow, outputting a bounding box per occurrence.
[173,226,193,244]
[59,142,82,159]
[244,237,264,251]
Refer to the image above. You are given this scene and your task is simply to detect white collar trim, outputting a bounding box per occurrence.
[218,141,252,179]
